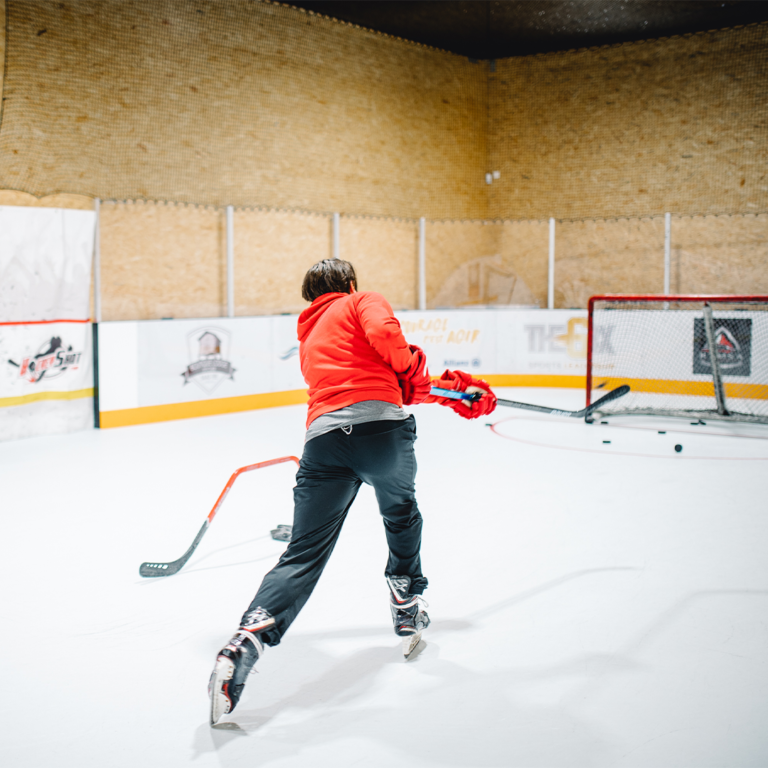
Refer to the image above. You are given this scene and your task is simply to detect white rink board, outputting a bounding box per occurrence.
[98,308,590,413]
[98,315,306,411]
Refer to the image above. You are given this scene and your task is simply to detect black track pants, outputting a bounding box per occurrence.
[247,415,427,646]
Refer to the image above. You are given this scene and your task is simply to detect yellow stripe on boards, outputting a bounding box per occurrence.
[592,377,768,401]
[100,389,310,429]
[481,374,586,389]
[0,388,94,409]
[100,378,586,429]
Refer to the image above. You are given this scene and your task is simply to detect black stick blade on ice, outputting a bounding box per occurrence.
[495,383,630,419]
[139,455,300,578]
[581,384,631,417]
[139,520,209,578]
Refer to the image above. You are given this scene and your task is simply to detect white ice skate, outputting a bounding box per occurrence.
[387,576,429,659]
[208,608,274,725]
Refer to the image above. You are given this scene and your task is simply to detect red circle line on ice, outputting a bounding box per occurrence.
[489,416,768,461]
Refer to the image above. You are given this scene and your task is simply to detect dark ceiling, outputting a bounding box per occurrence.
[288,1,768,58]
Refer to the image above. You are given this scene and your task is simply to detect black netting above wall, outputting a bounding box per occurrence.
[489,23,768,220]
[0,1,766,221]
[0,0,487,219]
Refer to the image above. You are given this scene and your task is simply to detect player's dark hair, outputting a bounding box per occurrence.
[301,259,357,302]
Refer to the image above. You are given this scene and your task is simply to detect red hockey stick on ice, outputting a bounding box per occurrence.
[139,455,300,578]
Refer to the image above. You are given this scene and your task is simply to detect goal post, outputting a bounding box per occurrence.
[586,295,768,424]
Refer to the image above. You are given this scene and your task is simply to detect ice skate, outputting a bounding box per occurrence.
[387,576,429,658]
[208,607,275,725]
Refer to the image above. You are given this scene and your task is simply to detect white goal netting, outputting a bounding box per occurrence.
[588,296,768,424]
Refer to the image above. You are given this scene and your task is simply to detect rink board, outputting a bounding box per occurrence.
[97,309,591,427]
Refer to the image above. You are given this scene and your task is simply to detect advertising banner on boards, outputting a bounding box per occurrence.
[399,309,589,380]
[113,316,306,410]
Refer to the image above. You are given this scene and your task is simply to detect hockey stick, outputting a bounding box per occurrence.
[139,455,300,578]
[430,384,630,419]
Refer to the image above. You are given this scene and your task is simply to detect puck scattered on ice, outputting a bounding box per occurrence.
[600,421,609,425]
[674,444,683,453]
[658,431,666,434]
[271,525,292,542]
[602,440,611,444]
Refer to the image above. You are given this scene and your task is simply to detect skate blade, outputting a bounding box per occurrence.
[402,632,422,659]
[209,656,235,726]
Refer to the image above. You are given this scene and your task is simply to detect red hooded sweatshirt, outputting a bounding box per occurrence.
[297,291,419,427]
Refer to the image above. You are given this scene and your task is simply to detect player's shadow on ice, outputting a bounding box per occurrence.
[192,567,642,765]
[196,636,630,766]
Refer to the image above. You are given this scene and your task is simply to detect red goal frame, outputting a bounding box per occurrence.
[586,294,768,407]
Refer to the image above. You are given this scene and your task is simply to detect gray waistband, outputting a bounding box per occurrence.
[305,400,408,442]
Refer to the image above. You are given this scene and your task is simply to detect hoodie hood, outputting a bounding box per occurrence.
[297,292,349,342]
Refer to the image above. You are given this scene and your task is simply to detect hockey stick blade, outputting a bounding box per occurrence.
[495,384,630,418]
[139,520,210,577]
[138,455,300,578]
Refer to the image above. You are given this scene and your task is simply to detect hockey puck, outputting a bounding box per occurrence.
[674,444,683,453]
[602,440,611,444]
[658,431,666,434]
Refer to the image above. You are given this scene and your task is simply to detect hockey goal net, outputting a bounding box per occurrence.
[587,295,768,424]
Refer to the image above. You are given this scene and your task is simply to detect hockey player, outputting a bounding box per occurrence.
[209,258,497,724]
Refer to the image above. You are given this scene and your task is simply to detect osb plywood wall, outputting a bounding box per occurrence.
[426,221,538,309]
[490,24,768,220]
[0,0,486,219]
[554,219,666,308]
[672,214,768,295]
[338,218,419,311]
[234,210,330,317]
[1,195,766,316]
[98,206,418,320]
[426,215,768,310]
[100,202,226,321]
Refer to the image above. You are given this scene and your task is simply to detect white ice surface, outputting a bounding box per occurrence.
[2,388,768,768]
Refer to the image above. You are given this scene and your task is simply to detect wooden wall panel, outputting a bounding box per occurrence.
[426,222,497,308]
[339,218,418,310]
[674,214,768,295]
[234,210,329,316]
[499,220,549,308]
[554,218,666,308]
[426,221,541,309]
[99,202,224,321]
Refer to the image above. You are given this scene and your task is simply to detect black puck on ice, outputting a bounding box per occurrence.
[674,444,683,453]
